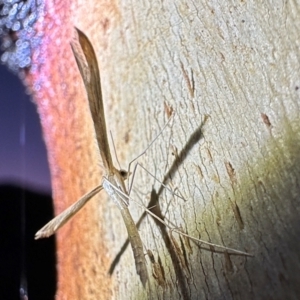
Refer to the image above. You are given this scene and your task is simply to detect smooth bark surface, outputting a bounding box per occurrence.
[26,1,300,299]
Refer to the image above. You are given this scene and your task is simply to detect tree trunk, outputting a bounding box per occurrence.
[23,1,300,299]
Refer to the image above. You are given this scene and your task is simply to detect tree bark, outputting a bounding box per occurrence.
[24,1,300,299]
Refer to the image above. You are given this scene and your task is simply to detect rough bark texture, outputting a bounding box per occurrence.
[24,1,300,299]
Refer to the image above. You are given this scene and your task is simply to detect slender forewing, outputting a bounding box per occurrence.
[71,27,114,171]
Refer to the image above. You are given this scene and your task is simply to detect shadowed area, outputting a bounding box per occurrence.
[108,120,206,283]
[0,184,56,300]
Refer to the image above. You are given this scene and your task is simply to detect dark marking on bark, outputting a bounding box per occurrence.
[278,272,288,284]
[179,233,193,279]
[204,114,210,122]
[230,200,244,230]
[164,101,174,119]
[220,52,225,61]
[206,148,213,163]
[279,252,287,270]
[170,232,190,278]
[212,191,222,227]
[190,100,196,114]
[170,144,179,158]
[147,249,167,289]
[194,164,204,180]
[258,180,267,193]
[124,131,130,143]
[261,113,272,128]
[181,227,193,255]
[225,161,237,184]
[101,18,110,32]
[224,251,234,273]
[209,244,216,253]
[180,61,194,98]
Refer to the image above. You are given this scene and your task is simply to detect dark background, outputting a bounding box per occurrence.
[0,64,56,300]
[0,65,51,192]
